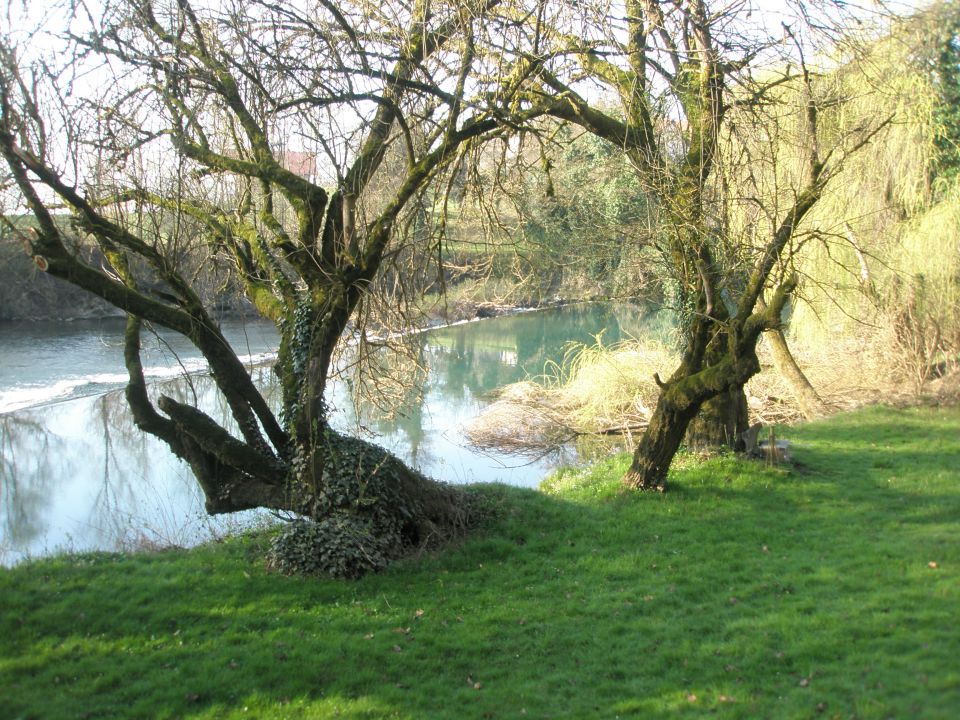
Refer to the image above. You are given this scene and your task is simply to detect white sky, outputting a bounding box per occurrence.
[3,0,939,46]
[0,0,943,188]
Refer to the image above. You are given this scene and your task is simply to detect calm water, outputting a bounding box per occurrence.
[0,303,668,564]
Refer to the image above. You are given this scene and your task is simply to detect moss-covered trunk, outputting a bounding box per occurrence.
[624,397,701,491]
[624,367,749,492]
[622,355,746,492]
[684,384,749,449]
[153,382,469,552]
[294,426,469,547]
[623,282,798,490]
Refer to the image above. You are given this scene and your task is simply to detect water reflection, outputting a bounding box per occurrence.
[0,414,53,548]
[0,302,668,564]
[0,389,264,565]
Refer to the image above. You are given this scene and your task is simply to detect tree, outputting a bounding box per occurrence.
[521,127,652,293]
[501,0,890,489]
[931,3,960,187]
[0,0,518,573]
[788,0,960,390]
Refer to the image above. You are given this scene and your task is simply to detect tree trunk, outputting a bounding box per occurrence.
[682,315,749,451]
[296,425,470,548]
[623,397,701,491]
[756,295,826,420]
[762,328,826,419]
[622,281,797,491]
[161,403,470,552]
[684,383,749,449]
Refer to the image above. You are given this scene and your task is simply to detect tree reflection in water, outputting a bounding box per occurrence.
[0,414,53,554]
[0,382,270,565]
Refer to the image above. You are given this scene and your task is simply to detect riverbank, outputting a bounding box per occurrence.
[2,403,958,718]
[2,304,660,563]
[1,219,630,322]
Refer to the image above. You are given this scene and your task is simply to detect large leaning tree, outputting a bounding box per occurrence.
[0,0,520,570]
[502,0,891,489]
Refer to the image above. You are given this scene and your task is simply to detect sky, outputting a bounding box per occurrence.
[2,0,938,42]
[0,0,943,188]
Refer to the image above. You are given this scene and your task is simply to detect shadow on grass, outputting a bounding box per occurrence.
[2,405,958,718]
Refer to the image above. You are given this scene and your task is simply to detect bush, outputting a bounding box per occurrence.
[266,515,394,579]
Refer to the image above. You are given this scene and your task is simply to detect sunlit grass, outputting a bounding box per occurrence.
[2,404,959,719]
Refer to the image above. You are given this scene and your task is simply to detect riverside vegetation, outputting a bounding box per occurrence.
[2,404,958,718]
[1,3,959,714]
[8,0,959,541]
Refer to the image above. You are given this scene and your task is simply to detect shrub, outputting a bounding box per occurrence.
[266,514,394,579]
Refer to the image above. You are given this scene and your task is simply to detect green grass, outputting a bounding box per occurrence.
[2,405,959,719]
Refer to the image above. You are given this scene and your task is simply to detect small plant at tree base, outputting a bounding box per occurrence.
[266,516,392,579]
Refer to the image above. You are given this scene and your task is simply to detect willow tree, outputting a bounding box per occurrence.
[786,1,960,390]
[505,0,890,489]
[0,0,516,572]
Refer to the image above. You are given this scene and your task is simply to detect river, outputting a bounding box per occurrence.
[0,303,668,565]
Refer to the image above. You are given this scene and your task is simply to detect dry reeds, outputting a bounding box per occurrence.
[466,330,958,457]
[465,338,673,455]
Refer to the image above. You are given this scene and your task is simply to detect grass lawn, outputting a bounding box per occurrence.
[1,404,958,719]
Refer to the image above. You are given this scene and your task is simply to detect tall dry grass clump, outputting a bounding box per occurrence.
[465,334,894,456]
[465,337,674,455]
[466,331,953,457]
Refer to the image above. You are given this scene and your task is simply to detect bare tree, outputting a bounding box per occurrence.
[0,0,521,571]
[496,0,891,489]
